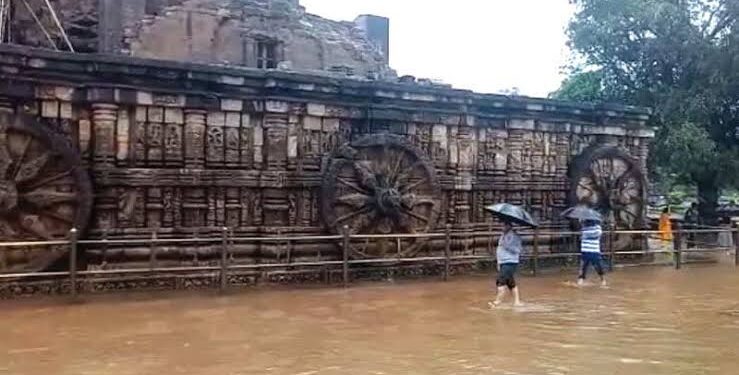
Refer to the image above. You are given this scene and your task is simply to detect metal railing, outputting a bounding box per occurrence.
[0,224,737,296]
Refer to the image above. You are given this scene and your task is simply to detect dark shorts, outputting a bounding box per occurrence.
[496,263,518,289]
[579,252,604,279]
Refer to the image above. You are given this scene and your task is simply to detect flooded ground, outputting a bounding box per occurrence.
[2,263,739,375]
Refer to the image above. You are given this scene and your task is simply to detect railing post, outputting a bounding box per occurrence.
[68,228,78,298]
[342,225,350,288]
[532,227,539,276]
[149,229,158,271]
[733,223,739,267]
[609,224,616,272]
[220,227,229,291]
[444,224,451,281]
[674,222,682,270]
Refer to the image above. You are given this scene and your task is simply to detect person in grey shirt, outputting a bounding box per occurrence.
[490,221,523,307]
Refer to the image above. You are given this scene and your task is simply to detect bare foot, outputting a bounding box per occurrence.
[513,301,524,307]
[577,278,585,287]
[488,301,502,309]
[600,280,608,288]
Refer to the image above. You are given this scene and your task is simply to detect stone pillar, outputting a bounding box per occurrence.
[184,109,206,168]
[92,104,119,166]
[264,113,289,171]
[262,101,290,226]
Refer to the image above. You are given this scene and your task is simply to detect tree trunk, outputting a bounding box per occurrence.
[697,179,719,225]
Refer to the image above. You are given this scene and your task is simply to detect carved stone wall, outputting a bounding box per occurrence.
[0,45,654,272]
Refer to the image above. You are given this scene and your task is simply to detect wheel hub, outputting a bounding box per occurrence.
[0,179,18,214]
[375,187,402,216]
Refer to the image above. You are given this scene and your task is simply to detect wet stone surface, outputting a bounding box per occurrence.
[1,265,738,374]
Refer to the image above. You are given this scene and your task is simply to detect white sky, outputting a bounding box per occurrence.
[300,0,575,98]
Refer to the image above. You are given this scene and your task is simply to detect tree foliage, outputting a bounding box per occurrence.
[549,70,605,102]
[558,0,738,219]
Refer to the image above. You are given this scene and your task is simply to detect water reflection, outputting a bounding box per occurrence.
[1,265,738,374]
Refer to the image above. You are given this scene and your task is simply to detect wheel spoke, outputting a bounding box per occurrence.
[354,211,379,235]
[619,208,639,220]
[0,219,18,237]
[393,214,417,233]
[354,161,378,190]
[401,207,430,223]
[15,152,50,183]
[38,208,74,224]
[400,177,429,194]
[577,180,597,195]
[18,214,54,240]
[395,160,424,186]
[0,131,11,178]
[586,169,608,199]
[402,194,436,208]
[615,164,635,188]
[336,177,369,195]
[11,136,32,180]
[22,170,72,191]
[388,151,405,184]
[22,189,77,208]
[333,206,373,227]
[336,193,371,208]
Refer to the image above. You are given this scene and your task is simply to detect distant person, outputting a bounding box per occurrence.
[659,207,673,250]
[578,219,607,287]
[684,203,700,248]
[490,221,523,307]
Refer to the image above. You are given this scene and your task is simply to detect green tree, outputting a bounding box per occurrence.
[549,70,605,102]
[557,0,738,221]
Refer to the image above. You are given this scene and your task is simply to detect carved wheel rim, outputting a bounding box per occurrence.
[569,146,645,249]
[0,113,92,272]
[321,134,441,258]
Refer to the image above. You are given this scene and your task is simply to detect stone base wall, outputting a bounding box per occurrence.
[0,45,653,274]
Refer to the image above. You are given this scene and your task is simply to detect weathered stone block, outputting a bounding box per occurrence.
[59,103,73,119]
[41,100,58,118]
[221,99,243,112]
[207,111,226,126]
[164,108,184,124]
[136,91,154,105]
[306,103,326,116]
[509,119,535,130]
[225,112,241,128]
[266,101,289,113]
[303,116,322,131]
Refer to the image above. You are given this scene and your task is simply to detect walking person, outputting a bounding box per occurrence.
[659,207,673,252]
[490,221,523,307]
[577,219,607,287]
[684,203,700,248]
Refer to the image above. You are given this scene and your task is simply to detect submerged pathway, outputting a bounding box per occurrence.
[1,265,739,375]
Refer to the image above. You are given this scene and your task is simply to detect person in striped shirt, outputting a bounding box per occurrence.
[578,220,607,287]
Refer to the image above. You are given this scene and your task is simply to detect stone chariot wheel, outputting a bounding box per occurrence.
[320,134,441,258]
[568,145,646,250]
[0,112,93,273]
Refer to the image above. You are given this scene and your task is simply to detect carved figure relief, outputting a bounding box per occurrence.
[207,126,225,164]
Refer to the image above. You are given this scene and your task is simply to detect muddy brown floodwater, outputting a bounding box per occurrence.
[2,264,739,375]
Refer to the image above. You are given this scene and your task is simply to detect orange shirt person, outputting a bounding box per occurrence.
[659,208,673,242]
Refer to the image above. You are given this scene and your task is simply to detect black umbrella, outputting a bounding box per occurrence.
[561,205,602,222]
[485,203,538,227]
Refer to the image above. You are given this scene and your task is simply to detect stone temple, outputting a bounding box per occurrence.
[12,0,392,76]
[0,0,652,288]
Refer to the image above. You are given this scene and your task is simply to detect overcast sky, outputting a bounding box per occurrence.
[300,0,575,98]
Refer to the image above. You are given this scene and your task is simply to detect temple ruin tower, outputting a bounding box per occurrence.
[8,0,393,77]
